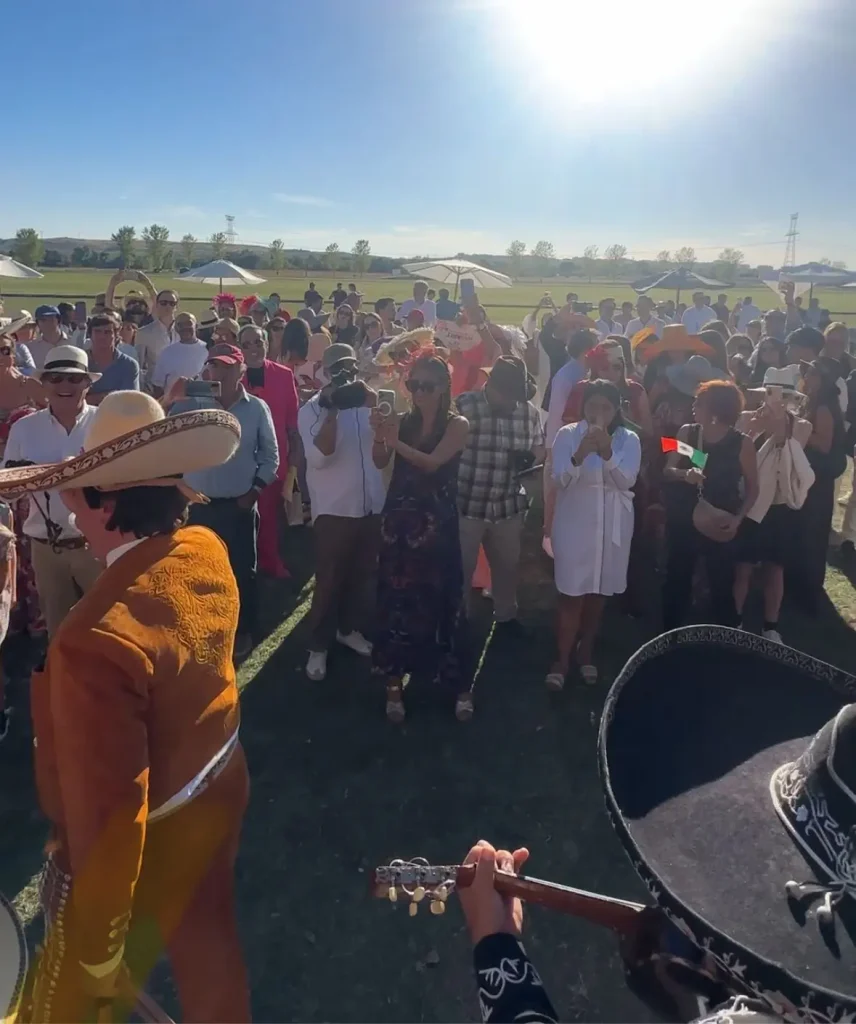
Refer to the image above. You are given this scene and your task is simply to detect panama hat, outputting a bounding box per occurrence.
[0,391,240,499]
[0,311,34,338]
[35,345,101,383]
[748,364,802,397]
[600,627,856,1022]
[633,323,716,365]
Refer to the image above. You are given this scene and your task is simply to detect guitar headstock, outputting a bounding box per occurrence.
[372,859,460,917]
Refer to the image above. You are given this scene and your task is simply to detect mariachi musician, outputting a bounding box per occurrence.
[379,627,856,1023]
[0,391,251,1022]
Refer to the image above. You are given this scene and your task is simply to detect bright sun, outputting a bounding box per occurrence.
[494,0,784,114]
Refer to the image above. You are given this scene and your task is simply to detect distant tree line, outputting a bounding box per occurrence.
[2,226,847,280]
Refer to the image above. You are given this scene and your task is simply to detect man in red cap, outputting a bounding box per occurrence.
[169,344,279,658]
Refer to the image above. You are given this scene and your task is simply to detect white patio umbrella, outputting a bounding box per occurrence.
[778,262,856,299]
[175,259,266,292]
[0,254,43,282]
[403,259,511,299]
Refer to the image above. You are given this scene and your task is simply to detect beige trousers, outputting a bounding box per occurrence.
[459,514,525,623]
[29,540,102,636]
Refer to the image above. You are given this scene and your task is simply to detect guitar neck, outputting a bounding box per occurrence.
[458,866,645,935]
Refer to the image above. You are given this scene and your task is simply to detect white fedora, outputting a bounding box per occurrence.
[0,391,240,499]
[36,344,101,383]
[748,364,802,396]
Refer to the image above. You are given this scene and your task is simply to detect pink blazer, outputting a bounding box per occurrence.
[243,360,298,481]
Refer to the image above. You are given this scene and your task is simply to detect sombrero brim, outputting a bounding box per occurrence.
[599,627,856,1019]
[0,408,240,497]
[635,336,715,364]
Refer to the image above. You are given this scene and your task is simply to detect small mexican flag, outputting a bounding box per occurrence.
[661,436,708,469]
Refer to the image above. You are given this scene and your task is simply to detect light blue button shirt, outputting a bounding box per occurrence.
[171,387,279,498]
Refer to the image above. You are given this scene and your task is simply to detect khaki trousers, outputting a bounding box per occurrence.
[29,540,102,637]
[459,513,525,622]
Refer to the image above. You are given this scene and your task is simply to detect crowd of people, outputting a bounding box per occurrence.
[0,276,853,723]
[0,269,854,1022]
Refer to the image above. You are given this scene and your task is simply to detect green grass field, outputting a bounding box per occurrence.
[4,268,856,325]
[2,496,856,1021]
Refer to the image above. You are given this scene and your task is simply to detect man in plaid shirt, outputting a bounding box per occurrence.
[457,357,545,632]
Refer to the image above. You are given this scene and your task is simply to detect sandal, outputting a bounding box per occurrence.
[455,694,474,722]
[386,685,405,723]
[545,671,565,692]
[580,664,598,685]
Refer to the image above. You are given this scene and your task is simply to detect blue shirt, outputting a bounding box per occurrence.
[172,387,279,499]
[436,298,460,321]
[88,350,140,396]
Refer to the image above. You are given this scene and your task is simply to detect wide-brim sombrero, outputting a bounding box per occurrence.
[599,626,856,1021]
[633,330,716,365]
[0,401,240,498]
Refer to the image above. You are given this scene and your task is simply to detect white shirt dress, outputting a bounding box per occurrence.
[550,421,641,597]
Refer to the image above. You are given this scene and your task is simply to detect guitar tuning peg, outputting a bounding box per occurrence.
[387,887,398,903]
[412,886,426,903]
[409,902,419,917]
[430,900,445,915]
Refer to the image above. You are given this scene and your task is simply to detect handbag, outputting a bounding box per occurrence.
[688,425,735,543]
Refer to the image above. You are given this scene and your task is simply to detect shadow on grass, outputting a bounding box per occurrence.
[3,513,856,1022]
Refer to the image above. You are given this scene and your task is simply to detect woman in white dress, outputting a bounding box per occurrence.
[546,380,641,690]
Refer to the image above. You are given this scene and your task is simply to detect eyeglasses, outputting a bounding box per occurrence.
[405,379,437,394]
[158,298,178,307]
[606,362,624,371]
[43,372,87,385]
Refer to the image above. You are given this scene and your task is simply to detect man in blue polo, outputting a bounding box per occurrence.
[86,311,140,404]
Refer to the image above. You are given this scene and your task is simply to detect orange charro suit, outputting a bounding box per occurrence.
[28,526,251,1023]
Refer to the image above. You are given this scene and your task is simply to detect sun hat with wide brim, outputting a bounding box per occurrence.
[0,311,34,338]
[34,344,101,383]
[633,323,716,365]
[665,354,728,396]
[599,626,856,1022]
[0,391,240,499]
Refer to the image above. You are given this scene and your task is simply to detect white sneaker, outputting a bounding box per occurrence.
[306,650,328,681]
[336,631,372,657]
[762,629,783,645]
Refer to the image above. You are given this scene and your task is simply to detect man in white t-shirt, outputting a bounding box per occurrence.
[736,295,762,332]
[397,280,437,327]
[30,305,68,369]
[594,298,621,338]
[681,292,717,334]
[151,313,208,397]
[296,343,385,682]
[624,295,665,340]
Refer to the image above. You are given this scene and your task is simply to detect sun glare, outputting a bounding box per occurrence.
[495,0,785,115]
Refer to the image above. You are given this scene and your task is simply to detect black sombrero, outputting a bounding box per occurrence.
[599,626,856,1022]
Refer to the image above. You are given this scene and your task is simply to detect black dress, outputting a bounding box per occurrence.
[662,425,744,630]
[372,418,469,693]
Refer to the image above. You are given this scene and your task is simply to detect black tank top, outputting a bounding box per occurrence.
[692,424,743,514]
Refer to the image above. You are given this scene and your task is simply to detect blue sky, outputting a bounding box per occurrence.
[2,0,854,265]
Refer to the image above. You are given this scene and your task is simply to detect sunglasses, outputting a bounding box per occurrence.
[405,379,437,394]
[240,339,263,349]
[0,347,11,357]
[43,372,87,385]
[158,298,178,307]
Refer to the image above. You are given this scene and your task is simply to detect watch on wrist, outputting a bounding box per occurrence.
[252,476,267,492]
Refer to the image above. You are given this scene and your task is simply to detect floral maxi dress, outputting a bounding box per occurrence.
[372,439,469,694]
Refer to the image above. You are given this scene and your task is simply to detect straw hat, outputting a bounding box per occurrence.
[0,311,34,338]
[35,345,101,383]
[0,391,240,499]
